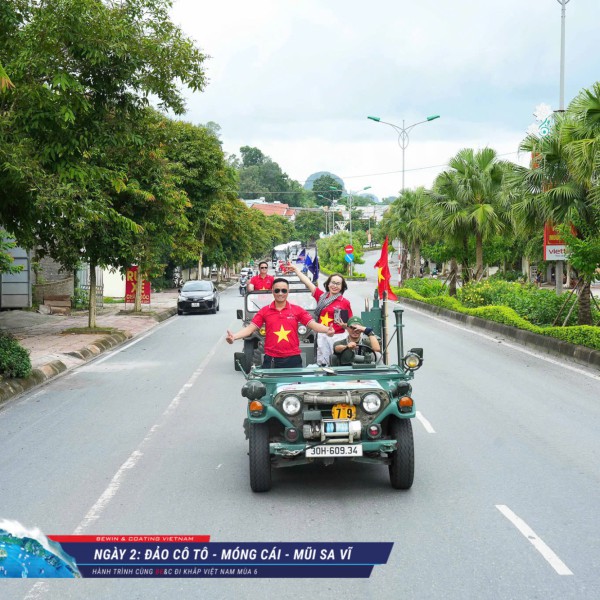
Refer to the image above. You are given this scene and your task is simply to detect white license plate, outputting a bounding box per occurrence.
[191,302,200,307]
[305,444,363,458]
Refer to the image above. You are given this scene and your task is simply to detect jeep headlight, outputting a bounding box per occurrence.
[297,324,307,335]
[362,393,381,414]
[282,395,302,416]
[259,326,266,336]
[403,352,423,371]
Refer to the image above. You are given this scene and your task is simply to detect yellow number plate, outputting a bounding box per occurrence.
[332,404,356,420]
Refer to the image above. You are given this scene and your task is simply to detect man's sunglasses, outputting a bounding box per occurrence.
[260,266,268,269]
[273,288,288,294]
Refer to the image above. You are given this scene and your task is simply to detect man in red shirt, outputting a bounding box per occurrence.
[226,278,334,368]
[248,261,274,291]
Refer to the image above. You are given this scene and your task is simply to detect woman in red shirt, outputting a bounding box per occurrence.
[289,264,352,366]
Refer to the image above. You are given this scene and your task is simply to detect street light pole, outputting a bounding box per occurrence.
[558,0,570,112]
[318,194,336,235]
[368,114,440,191]
[555,0,570,295]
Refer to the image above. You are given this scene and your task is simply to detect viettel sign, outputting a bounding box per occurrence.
[543,222,568,261]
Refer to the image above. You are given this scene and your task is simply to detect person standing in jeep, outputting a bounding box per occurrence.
[226,278,335,368]
[288,263,352,366]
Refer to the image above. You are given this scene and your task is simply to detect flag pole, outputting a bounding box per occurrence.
[382,290,388,365]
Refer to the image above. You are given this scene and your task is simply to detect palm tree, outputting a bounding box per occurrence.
[380,195,410,282]
[399,187,434,278]
[445,148,512,281]
[380,187,434,281]
[429,170,471,295]
[508,87,600,326]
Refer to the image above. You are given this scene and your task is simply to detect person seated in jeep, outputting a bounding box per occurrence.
[248,261,274,291]
[226,278,335,368]
[333,316,381,365]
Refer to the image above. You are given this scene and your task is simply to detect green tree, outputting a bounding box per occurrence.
[317,231,365,274]
[444,148,512,280]
[237,146,303,205]
[163,119,238,279]
[0,232,23,275]
[509,85,600,325]
[312,174,343,206]
[0,0,208,324]
[240,146,267,167]
[294,210,325,244]
[429,170,472,294]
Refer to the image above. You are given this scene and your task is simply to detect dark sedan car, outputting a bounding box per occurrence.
[177,280,220,315]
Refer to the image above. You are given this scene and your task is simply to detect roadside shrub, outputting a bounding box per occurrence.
[402,278,447,298]
[0,334,32,379]
[457,280,581,326]
[392,287,423,301]
[488,270,525,282]
[103,297,125,304]
[72,287,89,309]
[544,325,600,351]
[427,296,465,312]
[392,286,600,352]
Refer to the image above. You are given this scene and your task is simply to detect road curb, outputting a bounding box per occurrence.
[0,307,176,408]
[65,331,131,360]
[399,297,600,370]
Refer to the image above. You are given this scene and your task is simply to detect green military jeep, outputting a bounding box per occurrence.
[239,306,423,492]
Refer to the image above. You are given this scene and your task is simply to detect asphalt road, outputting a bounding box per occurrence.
[1,262,600,599]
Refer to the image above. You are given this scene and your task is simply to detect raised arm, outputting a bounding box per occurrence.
[352,324,381,352]
[289,263,316,293]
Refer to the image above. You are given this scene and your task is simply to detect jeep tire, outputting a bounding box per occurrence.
[243,339,256,372]
[248,423,271,492]
[388,419,414,490]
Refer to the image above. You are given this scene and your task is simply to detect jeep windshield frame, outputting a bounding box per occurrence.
[244,289,317,315]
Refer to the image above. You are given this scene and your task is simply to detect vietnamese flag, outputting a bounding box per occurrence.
[374,237,397,301]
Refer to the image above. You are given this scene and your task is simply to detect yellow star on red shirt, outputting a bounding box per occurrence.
[319,313,333,326]
[274,325,292,343]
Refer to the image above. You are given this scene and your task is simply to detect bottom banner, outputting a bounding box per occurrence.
[1,521,393,579]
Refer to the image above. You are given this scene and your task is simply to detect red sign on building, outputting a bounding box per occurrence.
[125,266,151,304]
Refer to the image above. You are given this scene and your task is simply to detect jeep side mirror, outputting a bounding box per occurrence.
[237,309,243,320]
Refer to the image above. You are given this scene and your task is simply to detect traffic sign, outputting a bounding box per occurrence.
[345,245,354,254]
[344,253,354,263]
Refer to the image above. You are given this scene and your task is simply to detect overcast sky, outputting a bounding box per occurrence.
[170,0,598,200]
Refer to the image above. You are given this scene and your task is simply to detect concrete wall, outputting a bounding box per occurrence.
[32,277,74,305]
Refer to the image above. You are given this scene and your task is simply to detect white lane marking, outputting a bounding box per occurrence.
[24,582,49,599]
[496,504,573,575]
[216,464,222,470]
[24,330,223,600]
[397,302,600,382]
[73,334,224,534]
[416,411,436,433]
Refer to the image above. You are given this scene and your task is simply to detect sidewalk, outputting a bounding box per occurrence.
[0,291,179,407]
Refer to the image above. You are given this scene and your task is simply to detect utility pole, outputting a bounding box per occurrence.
[555,0,570,295]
